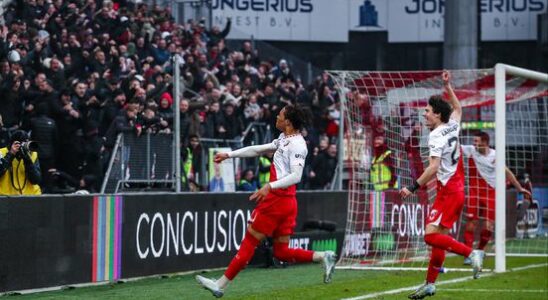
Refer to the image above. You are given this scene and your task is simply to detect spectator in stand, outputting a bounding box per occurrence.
[243,94,262,124]
[0,115,10,148]
[0,0,339,192]
[99,88,126,136]
[258,152,273,188]
[44,57,65,90]
[52,88,84,177]
[188,134,203,189]
[140,106,168,134]
[370,134,397,191]
[179,98,191,144]
[324,100,340,139]
[221,102,244,140]
[308,143,338,190]
[240,40,259,66]
[104,106,139,150]
[48,168,97,194]
[25,102,57,193]
[0,130,42,195]
[270,59,294,83]
[157,92,174,131]
[0,76,22,132]
[318,135,329,154]
[258,84,279,122]
[352,91,374,126]
[238,168,258,191]
[204,101,225,139]
[81,120,103,191]
[188,110,207,138]
[405,120,425,181]
[205,18,231,46]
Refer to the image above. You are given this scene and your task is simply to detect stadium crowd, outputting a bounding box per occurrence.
[0,0,347,194]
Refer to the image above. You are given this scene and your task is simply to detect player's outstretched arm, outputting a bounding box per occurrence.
[505,167,532,197]
[214,143,277,163]
[442,70,462,123]
[400,157,440,199]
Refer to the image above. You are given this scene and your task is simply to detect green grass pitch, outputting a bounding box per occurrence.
[9,256,547,299]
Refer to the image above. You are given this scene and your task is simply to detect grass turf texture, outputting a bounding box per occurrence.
[7,256,546,299]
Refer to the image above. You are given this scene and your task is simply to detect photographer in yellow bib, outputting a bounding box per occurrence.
[0,130,42,195]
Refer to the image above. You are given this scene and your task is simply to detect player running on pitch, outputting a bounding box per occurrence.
[461,131,531,263]
[196,104,337,298]
[400,71,484,299]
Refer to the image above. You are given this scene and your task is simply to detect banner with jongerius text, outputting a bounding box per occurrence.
[212,0,348,42]
[212,0,545,43]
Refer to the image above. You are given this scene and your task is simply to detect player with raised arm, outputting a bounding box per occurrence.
[195,105,337,298]
[400,71,484,299]
[461,131,531,263]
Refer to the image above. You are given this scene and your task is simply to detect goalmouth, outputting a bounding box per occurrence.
[493,64,548,272]
[327,64,548,274]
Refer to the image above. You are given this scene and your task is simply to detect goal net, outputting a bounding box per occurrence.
[327,67,548,271]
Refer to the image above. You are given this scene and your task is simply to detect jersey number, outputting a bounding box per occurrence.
[448,137,459,165]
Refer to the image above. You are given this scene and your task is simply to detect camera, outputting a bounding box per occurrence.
[21,141,39,152]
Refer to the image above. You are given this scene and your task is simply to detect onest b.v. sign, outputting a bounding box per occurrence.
[211,0,547,43]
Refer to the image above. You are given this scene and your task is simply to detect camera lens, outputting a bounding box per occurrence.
[22,141,39,152]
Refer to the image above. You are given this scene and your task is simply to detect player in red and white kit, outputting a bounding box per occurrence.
[461,131,531,263]
[196,105,337,298]
[400,71,483,299]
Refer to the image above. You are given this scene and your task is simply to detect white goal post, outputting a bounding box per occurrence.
[494,64,548,272]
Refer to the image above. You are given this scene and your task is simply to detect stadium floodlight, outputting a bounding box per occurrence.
[327,65,547,274]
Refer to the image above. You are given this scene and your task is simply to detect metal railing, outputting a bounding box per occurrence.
[100,132,176,193]
[195,122,270,188]
[100,122,269,193]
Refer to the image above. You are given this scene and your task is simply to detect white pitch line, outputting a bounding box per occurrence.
[442,289,547,293]
[340,263,548,300]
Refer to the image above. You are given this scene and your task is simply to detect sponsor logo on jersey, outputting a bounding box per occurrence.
[429,209,438,220]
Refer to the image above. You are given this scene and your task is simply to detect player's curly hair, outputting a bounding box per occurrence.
[284,104,312,131]
[428,96,452,123]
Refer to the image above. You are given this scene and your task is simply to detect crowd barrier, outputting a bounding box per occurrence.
[0,191,347,292]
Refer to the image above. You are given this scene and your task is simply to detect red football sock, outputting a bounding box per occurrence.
[478,229,492,250]
[426,247,446,283]
[424,233,473,257]
[224,232,260,280]
[463,229,475,248]
[273,242,314,263]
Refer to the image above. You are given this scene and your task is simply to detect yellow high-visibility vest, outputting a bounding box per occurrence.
[258,156,271,187]
[370,150,397,191]
[181,148,193,185]
[0,147,42,195]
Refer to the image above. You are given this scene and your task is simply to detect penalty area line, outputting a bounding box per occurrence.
[340,263,548,300]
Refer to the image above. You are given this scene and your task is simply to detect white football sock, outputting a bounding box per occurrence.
[216,275,230,289]
[313,251,325,262]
